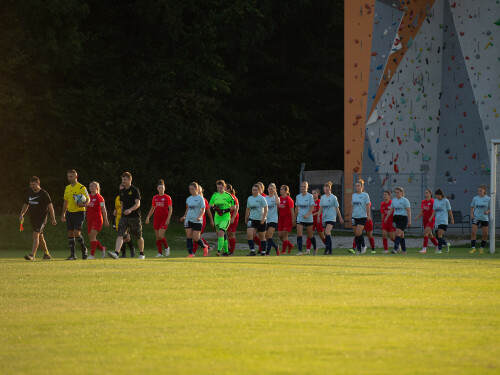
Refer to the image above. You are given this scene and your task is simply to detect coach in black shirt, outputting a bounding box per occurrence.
[109,172,145,259]
[19,176,57,260]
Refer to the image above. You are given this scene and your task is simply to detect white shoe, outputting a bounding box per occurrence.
[138,254,145,259]
[101,247,106,258]
[383,250,389,254]
[87,255,95,259]
[304,249,311,254]
[165,247,170,257]
[155,253,163,258]
[108,251,118,259]
[446,242,451,252]
[398,245,402,251]
[296,252,303,256]
[361,246,367,254]
[419,249,427,253]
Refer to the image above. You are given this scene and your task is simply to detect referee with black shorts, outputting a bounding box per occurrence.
[19,177,57,260]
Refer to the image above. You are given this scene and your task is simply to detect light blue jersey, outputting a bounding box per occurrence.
[390,197,410,216]
[320,194,339,222]
[433,198,452,225]
[471,195,490,222]
[351,192,370,219]
[296,193,314,223]
[265,195,278,223]
[247,195,268,221]
[186,195,205,224]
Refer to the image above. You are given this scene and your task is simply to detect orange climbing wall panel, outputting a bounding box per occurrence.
[344,0,375,220]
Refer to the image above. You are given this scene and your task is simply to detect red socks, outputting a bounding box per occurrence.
[383,238,388,250]
[162,237,168,248]
[352,239,356,249]
[431,237,438,246]
[229,238,236,253]
[306,238,312,250]
[369,237,375,250]
[90,241,97,256]
[321,237,326,244]
[423,236,429,247]
[156,240,163,254]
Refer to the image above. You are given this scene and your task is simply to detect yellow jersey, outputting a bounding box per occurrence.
[63,182,89,213]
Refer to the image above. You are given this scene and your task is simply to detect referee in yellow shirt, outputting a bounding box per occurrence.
[61,169,89,260]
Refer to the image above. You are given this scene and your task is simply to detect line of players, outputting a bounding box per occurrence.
[19,170,492,260]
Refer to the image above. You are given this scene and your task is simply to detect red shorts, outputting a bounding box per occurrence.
[153,214,168,230]
[423,218,435,229]
[313,221,324,233]
[87,214,103,234]
[227,214,239,232]
[382,221,395,232]
[278,217,292,232]
[364,219,374,232]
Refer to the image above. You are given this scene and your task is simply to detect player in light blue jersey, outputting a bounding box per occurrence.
[470,184,491,253]
[294,181,316,255]
[318,181,344,255]
[429,189,454,254]
[245,184,268,256]
[384,187,411,254]
[179,182,208,257]
[264,183,280,256]
[350,179,371,254]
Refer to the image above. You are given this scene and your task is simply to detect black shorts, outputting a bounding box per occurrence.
[436,224,448,232]
[296,221,313,227]
[393,215,408,230]
[351,218,367,227]
[472,219,488,228]
[31,215,47,233]
[247,219,266,232]
[323,221,336,228]
[266,222,278,230]
[118,216,143,239]
[184,221,202,232]
[66,211,85,231]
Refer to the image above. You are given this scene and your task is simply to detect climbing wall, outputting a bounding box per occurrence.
[345,0,500,218]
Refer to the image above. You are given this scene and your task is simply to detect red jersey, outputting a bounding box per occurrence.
[421,199,434,221]
[278,196,294,219]
[152,194,172,216]
[380,200,393,223]
[87,193,104,217]
[231,195,239,218]
[313,199,322,223]
[261,193,267,197]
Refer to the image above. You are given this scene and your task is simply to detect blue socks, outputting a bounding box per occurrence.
[187,238,193,254]
[394,236,401,251]
[297,237,303,252]
[325,235,332,253]
[310,237,317,250]
[400,238,406,252]
[248,240,255,251]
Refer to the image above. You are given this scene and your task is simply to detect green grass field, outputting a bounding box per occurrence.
[0,215,499,374]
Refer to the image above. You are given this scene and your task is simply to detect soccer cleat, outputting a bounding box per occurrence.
[296,251,303,256]
[247,251,256,256]
[222,252,229,257]
[313,248,318,256]
[304,249,311,255]
[108,251,119,259]
[391,249,398,254]
[24,254,35,261]
[187,254,195,258]
[361,246,367,254]
[43,254,52,260]
[436,249,442,254]
[479,247,484,254]
[383,250,389,254]
[155,253,163,258]
[203,246,209,257]
[216,251,221,257]
[87,255,95,260]
[419,249,427,253]
[355,250,361,255]
[469,248,476,254]
[138,254,145,259]
[446,242,451,253]
[66,255,77,260]
[261,251,266,256]
[165,247,170,257]
[81,250,88,260]
[101,247,107,258]
[346,248,355,254]
[370,250,376,254]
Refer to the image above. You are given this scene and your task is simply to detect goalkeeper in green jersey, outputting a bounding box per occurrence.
[209,180,236,256]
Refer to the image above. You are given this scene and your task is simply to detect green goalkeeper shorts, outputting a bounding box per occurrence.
[214,215,231,232]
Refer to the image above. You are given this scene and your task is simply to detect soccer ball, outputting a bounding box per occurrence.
[75,194,87,204]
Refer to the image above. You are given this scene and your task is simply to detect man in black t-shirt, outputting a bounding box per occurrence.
[108,172,145,259]
[19,176,57,260]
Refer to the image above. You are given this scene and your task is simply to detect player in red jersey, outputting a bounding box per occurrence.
[278,185,295,254]
[415,189,439,253]
[192,185,214,255]
[145,180,173,257]
[380,190,396,253]
[87,182,109,259]
[225,183,239,254]
[306,189,326,255]
[350,202,376,253]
